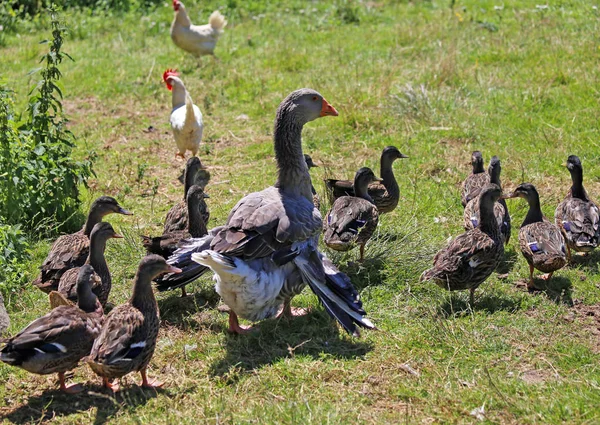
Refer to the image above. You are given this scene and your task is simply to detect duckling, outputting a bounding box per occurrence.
[504,183,567,290]
[164,157,210,234]
[33,196,132,293]
[87,255,181,392]
[1,265,103,393]
[463,156,511,244]
[304,154,320,209]
[421,184,504,305]
[324,167,381,262]
[51,222,123,308]
[555,155,600,259]
[325,146,408,214]
[461,151,488,207]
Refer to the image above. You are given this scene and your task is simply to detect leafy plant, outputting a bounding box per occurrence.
[0,223,30,299]
[0,5,94,235]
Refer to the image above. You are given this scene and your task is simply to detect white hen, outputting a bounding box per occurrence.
[162,69,203,158]
[170,0,227,58]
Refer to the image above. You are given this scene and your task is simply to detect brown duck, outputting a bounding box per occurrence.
[325,146,408,214]
[555,155,600,259]
[324,167,381,262]
[1,265,104,393]
[51,222,123,308]
[421,184,504,305]
[164,156,210,233]
[143,185,209,259]
[461,151,488,207]
[504,183,567,290]
[86,255,181,392]
[463,156,511,244]
[33,196,132,293]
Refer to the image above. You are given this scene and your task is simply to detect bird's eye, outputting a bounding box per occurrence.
[312,96,318,101]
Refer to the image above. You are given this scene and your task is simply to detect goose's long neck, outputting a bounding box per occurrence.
[380,156,398,197]
[273,115,313,201]
[570,170,587,200]
[130,272,157,313]
[83,210,103,236]
[522,195,544,227]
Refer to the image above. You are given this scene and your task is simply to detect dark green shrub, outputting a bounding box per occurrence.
[0,224,29,299]
[0,6,94,236]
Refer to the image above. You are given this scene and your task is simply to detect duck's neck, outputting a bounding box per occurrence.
[380,156,398,197]
[88,238,109,282]
[489,168,502,188]
[83,210,103,236]
[273,115,313,201]
[569,170,588,200]
[183,168,195,200]
[130,272,157,313]
[77,288,98,313]
[473,162,484,174]
[187,197,207,237]
[354,179,373,203]
[522,196,544,227]
[479,197,499,236]
[173,7,191,28]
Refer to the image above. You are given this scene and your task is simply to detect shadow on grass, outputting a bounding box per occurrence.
[1,384,168,425]
[208,309,373,381]
[338,255,388,291]
[530,276,573,306]
[157,288,220,331]
[436,291,522,318]
[569,250,600,274]
[496,248,519,275]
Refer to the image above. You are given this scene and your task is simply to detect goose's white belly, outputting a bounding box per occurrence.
[214,258,302,322]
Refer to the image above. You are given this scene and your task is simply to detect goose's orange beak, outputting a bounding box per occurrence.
[320,98,339,117]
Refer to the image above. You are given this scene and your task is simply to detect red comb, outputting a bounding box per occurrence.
[162,69,179,91]
[172,0,180,11]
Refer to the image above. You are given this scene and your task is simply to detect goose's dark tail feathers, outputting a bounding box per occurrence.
[294,251,375,337]
[153,227,223,291]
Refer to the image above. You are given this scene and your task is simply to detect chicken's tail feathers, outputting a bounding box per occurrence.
[295,252,375,337]
[209,10,227,32]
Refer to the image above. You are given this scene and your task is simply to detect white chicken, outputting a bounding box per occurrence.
[162,69,203,158]
[170,0,227,58]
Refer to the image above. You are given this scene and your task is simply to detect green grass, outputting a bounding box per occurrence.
[2,0,600,423]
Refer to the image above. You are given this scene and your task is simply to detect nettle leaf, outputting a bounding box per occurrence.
[33,145,46,155]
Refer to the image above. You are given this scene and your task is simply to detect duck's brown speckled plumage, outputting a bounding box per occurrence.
[325,146,407,214]
[324,168,380,261]
[506,183,567,288]
[164,157,211,233]
[32,197,132,293]
[463,156,511,244]
[143,185,208,258]
[460,151,488,207]
[555,155,600,254]
[87,255,180,390]
[1,265,103,392]
[421,184,504,303]
[53,222,122,307]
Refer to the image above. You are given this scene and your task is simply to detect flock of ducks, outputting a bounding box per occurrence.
[1,5,598,395]
[422,152,599,305]
[0,86,598,395]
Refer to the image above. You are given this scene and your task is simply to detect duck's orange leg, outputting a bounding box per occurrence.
[141,368,164,389]
[103,377,120,393]
[58,372,83,394]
